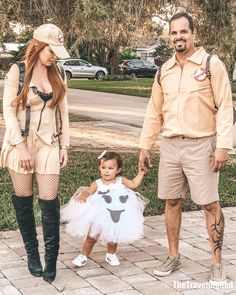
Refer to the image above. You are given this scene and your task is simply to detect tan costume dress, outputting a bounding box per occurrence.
[0,64,69,175]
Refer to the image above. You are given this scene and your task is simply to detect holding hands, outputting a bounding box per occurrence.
[139,149,152,172]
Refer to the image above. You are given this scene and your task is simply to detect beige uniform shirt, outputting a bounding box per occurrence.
[0,63,69,174]
[139,47,233,150]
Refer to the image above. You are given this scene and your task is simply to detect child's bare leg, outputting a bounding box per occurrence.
[81,235,97,256]
[107,242,117,254]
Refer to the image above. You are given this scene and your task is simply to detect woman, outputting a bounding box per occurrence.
[0,24,70,283]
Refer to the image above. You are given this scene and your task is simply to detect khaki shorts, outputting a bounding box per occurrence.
[158,135,219,205]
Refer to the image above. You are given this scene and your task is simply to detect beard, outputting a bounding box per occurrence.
[175,45,186,52]
[173,38,187,53]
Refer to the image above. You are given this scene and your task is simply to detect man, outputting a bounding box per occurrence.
[139,12,233,283]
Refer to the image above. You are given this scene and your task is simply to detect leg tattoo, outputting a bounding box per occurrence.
[211,211,224,255]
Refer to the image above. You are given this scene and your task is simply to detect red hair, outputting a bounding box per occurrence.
[12,39,66,109]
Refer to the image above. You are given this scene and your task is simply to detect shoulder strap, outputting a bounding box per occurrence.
[157,64,163,85]
[205,54,212,80]
[233,107,236,125]
[17,62,26,95]
[205,55,236,125]
[16,62,31,137]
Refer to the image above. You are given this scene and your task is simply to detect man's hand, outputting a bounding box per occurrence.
[211,148,229,172]
[139,149,152,172]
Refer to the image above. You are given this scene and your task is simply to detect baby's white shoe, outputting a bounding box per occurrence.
[72,254,87,267]
[105,253,120,266]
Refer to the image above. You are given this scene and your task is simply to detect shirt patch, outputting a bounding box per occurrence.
[192,67,207,81]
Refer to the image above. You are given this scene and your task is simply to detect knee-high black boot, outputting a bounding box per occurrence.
[38,197,60,283]
[12,195,42,277]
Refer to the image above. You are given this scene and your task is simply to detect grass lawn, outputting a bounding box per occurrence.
[0,151,236,230]
[68,78,236,100]
[68,78,153,97]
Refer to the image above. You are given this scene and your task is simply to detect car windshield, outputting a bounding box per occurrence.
[143,61,155,67]
[129,61,144,67]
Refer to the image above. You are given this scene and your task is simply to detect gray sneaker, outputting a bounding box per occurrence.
[209,263,227,286]
[153,256,181,276]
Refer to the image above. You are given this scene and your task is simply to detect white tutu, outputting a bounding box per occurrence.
[61,177,145,244]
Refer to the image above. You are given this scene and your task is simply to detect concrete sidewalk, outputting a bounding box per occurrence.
[0,207,236,295]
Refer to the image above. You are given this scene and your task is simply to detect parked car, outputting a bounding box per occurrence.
[119,59,159,78]
[57,59,108,80]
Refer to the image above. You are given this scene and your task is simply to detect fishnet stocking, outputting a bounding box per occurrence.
[35,173,59,200]
[8,169,33,196]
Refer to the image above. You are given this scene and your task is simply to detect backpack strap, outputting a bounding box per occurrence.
[16,62,31,137]
[156,64,163,85]
[59,65,65,81]
[17,62,26,95]
[205,54,212,80]
[54,65,65,138]
[233,107,236,125]
[205,54,236,125]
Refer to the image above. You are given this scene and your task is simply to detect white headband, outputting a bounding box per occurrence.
[98,150,107,159]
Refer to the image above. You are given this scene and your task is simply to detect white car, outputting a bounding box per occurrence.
[57,59,108,80]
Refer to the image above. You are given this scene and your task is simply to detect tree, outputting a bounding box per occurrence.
[1,0,236,75]
[152,39,173,62]
[120,47,139,60]
[192,0,236,75]
[11,29,33,62]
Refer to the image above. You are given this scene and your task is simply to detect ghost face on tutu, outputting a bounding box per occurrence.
[98,158,131,223]
[98,186,132,223]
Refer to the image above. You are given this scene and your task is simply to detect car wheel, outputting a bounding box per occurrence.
[66,71,72,80]
[96,71,105,80]
[129,72,137,79]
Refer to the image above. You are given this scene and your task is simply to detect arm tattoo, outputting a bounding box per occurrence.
[211,211,225,254]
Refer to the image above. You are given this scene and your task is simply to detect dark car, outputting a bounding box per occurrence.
[119,59,159,78]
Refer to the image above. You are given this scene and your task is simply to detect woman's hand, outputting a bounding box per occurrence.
[74,191,89,203]
[59,148,68,168]
[16,141,33,170]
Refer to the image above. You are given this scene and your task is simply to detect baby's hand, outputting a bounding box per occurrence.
[79,194,87,203]
[74,194,81,202]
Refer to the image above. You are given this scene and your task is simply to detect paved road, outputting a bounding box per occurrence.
[0,81,148,127]
[68,88,148,127]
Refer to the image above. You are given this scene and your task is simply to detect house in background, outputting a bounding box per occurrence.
[134,37,160,63]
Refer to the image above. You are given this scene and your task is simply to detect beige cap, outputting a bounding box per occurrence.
[33,24,70,59]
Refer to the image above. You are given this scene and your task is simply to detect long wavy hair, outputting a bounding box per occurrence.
[12,39,66,109]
